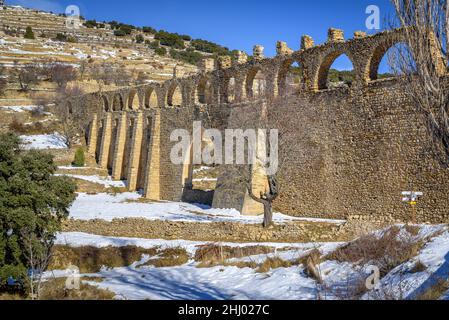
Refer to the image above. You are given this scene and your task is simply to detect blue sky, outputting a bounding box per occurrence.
[7,0,395,71]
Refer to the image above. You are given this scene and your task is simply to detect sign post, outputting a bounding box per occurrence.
[401,191,423,223]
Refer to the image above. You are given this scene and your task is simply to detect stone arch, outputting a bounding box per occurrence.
[167,82,183,107]
[316,51,356,90]
[102,95,109,112]
[144,87,158,108]
[226,76,237,103]
[246,67,267,99]
[196,76,213,104]
[121,117,135,180]
[112,93,124,111]
[127,89,140,110]
[277,58,303,96]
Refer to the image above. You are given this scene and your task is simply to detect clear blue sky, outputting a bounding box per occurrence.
[7,0,395,71]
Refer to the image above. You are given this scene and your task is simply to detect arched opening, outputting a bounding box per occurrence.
[369,41,414,81]
[246,68,267,99]
[107,118,119,173]
[112,93,124,111]
[95,119,103,164]
[167,83,183,107]
[317,52,355,90]
[196,77,212,104]
[121,117,134,180]
[226,76,237,103]
[136,116,152,190]
[102,96,109,112]
[278,60,302,96]
[144,87,158,109]
[180,135,218,205]
[128,90,140,110]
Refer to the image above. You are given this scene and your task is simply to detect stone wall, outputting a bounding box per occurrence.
[65,27,449,224]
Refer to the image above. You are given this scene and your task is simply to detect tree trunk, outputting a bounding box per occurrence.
[263,201,273,228]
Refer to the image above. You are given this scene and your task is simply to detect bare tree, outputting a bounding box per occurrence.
[55,85,86,148]
[389,0,449,168]
[21,229,53,300]
[17,63,42,92]
[49,63,78,88]
[0,66,6,96]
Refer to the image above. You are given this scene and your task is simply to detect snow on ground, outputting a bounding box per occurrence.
[47,226,449,300]
[51,232,331,300]
[68,192,346,224]
[54,174,126,188]
[20,133,67,150]
[55,232,338,256]
[0,105,39,113]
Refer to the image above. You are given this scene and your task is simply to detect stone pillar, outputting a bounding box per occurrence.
[98,113,112,169]
[354,31,367,39]
[198,58,216,72]
[144,111,161,200]
[301,35,314,50]
[87,114,98,156]
[253,45,265,60]
[328,28,344,42]
[126,112,144,191]
[276,41,293,56]
[234,50,248,64]
[111,113,128,180]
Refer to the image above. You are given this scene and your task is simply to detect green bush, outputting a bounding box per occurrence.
[24,26,35,40]
[148,40,159,49]
[154,30,185,49]
[169,48,203,65]
[154,47,167,56]
[135,34,144,44]
[190,39,231,55]
[0,133,76,295]
[72,148,85,167]
[114,29,126,37]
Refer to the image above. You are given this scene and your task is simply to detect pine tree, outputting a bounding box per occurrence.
[72,148,85,167]
[24,26,35,40]
[0,133,76,296]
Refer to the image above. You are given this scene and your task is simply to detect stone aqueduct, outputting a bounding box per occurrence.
[65,27,449,223]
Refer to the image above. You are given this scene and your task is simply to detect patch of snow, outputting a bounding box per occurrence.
[68,192,346,225]
[20,133,67,150]
[54,174,126,188]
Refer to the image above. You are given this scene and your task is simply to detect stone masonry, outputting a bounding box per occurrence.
[66,27,449,224]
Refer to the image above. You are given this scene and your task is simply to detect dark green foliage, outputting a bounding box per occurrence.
[135,34,144,44]
[169,49,203,65]
[148,40,159,49]
[154,47,167,56]
[24,26,35,40]
[54,33,77,43]
[154,30,185,49]
[114,29,126,37]
[142,26,156,34]
[0,133,76,293]
[190,39,231,56]
[72,148,85,167]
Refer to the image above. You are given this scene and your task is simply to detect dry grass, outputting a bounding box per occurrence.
[40,278,115,300]
[416,280,449,300]
[194,244,275,263]
[325,226,423,276]
[256,257,293,273]
[298,249,323,283]
[50,245,158,273]
[143,247,189,268]
[410,260,427,273]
